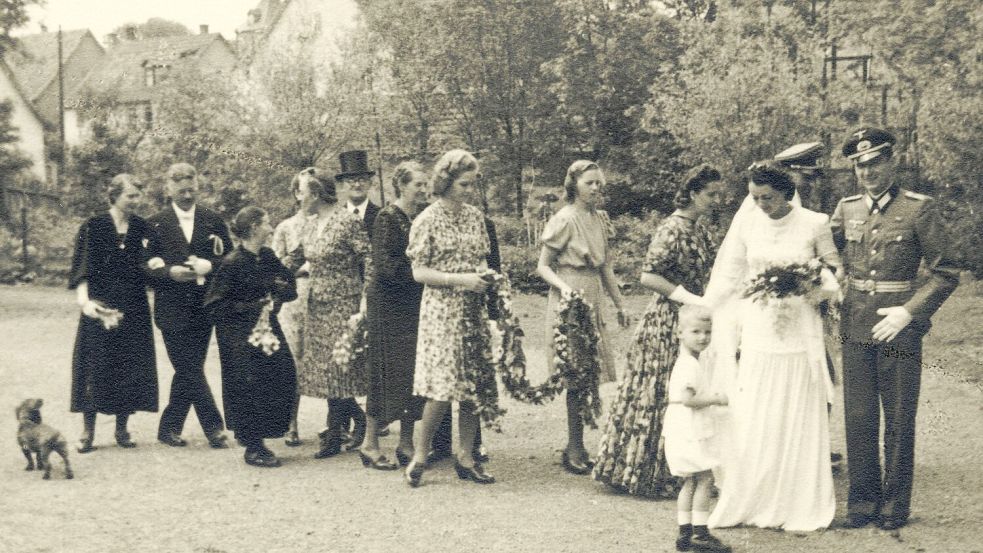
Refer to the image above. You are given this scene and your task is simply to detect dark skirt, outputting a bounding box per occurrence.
[70,294,158,415]
[365,290,424,424]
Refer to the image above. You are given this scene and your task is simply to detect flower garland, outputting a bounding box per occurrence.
[332,311,368,374]
[248,295,281,356]
[459,287,507,430]
[548,290,604,428]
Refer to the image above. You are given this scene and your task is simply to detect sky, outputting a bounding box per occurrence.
[20,0,262,42]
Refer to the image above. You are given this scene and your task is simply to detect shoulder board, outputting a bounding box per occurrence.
[841,194,863,202]
[903,190,931,201]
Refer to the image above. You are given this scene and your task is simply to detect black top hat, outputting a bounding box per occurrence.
[842,127,896,165]
[774,142,824,171]
[336,150,375,181]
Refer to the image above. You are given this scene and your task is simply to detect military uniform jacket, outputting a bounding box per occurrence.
[146,205,234,333]
[830,186,959,342]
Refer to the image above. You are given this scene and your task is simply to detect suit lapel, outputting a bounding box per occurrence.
[162,207,191,258]
[190,206,207,254]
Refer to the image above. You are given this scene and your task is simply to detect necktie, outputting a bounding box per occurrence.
[354,207,360,217]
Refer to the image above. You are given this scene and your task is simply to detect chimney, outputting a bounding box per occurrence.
[199,24,209,35]
[123,25,138,41]
[106,32,119,46]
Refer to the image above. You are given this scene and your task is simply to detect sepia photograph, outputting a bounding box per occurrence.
[1,1,980,551]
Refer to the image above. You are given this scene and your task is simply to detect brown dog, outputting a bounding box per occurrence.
[16,399,73,480]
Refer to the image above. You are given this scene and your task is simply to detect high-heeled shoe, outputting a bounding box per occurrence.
[454,460,496,484]
[358,450,398,471]
[405,460,425,488]
[343,412,367,451]
[115,431,136,449]
[561,451,591,475]
[394,448,412,467]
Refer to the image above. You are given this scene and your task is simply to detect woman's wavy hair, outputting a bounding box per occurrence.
[231,206,267,240]
[748,161,796,201]
[297,167,336,205]
[430,149,479,197]
[391,160,426,199]
[563,160,601,203]
[673,164,721,209]
[107,174,143,204]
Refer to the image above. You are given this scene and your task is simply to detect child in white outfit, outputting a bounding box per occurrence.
[664,305,730,553]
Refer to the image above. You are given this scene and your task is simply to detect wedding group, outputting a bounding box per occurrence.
[67,126,959,553]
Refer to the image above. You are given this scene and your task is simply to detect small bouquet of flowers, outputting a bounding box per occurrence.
[85,300,124,330]
[248,295,281,356]
[332,312,368,374]
[742,259,824,305]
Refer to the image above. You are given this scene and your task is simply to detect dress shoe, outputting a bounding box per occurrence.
[207,433,230,449]
[453,460,496,484]
[394,448,412,467]
[675,534,691,552]
[845,513,875,529]
[358,450,398,471]
[343,417,367,451]
[284,430,301,447]
[879,517,907,531]
[561,451,591,475]
[314,429,343,459]
[426,448,453,464]
[405,460,425,488]
[245,449,281,468]
[115,431,137,449]
[689,533,731,552]
[472,445,490,464]
[158,432,187,447]
[77,437,96,454]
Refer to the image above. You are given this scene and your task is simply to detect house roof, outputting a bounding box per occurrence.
[5,29,98,101]
[73,33,234,104]
[0,59,50,126]
[237,0,290,39]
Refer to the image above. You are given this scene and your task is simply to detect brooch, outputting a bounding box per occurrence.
[208,234,224,256]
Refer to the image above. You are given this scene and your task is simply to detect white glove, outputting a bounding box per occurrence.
[872,306,913,342]
[147,257,166,270]
[186,255,212,285]
[819,267,840,300]
[668,285,705,306]
[81,300,103,319]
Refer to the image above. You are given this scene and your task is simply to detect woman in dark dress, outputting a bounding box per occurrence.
[69,174,157,453]
[359,161,430,470]
[204,207,298,468]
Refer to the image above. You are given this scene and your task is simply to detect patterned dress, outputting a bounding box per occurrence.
[299,208,371,399]
[592,213,717,498]
[406,200,490,402]
[271,211,311,369]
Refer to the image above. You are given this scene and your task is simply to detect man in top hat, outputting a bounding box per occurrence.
[337,150,380,233]
[830,127,960,530]
[146,162,233,449]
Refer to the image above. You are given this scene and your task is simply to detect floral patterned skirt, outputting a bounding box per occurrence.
[592,295,681,499]
[299,292,365,399]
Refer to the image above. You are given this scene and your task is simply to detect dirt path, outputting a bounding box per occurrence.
[1,284,981,553]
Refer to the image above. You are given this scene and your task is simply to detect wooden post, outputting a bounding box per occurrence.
[20,206,29,273]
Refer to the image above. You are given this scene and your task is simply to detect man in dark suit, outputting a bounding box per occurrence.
[146,162,233,449]
[831,128,959,530]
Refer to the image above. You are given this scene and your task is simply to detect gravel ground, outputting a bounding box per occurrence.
[1,283,981,553]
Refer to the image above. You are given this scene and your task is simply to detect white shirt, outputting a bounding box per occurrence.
[346,199,369,220]
[172,203,196,243]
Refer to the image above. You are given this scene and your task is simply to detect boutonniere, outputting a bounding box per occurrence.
[142,238,149,248]
[208,234,224,256]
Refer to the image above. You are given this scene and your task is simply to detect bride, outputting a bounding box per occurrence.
[705,162,841,532]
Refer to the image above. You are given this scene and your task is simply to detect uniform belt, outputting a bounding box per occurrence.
[849,277,913,293]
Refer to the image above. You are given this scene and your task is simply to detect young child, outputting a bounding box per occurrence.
[664,305,731,553]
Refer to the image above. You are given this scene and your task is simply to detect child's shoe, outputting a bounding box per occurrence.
[690,532,731,553]
[676,523,693,551]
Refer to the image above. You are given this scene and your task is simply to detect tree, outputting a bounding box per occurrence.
[64,121,134,218]
[110,18,192,41]
[0,0,40,57]
[0,100,33,180]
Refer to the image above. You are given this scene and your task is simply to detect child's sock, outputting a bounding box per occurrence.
[692,511,710,537]
[678,512,693,526]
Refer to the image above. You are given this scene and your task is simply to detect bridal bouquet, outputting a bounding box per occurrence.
[332,312,368,374]
[248,295,281,356]
[743,259,824,305]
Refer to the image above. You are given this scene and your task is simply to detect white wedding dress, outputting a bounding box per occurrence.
[706,203,839,532]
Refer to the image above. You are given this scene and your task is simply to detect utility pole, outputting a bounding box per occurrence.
[57,27,66,193]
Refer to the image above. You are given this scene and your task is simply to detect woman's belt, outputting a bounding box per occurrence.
[849,277,913,294]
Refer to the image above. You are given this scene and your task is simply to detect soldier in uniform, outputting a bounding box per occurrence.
[831,127,960,530]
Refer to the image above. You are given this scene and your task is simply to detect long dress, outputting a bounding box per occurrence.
[541,204,618,386]
[204,246,298,441]
[592,213,716,498]
[365,204,424,423]
[299,208,371,399]
[708,205,837,532]
[406,200,490,402]
[68,213,157,415]
[271,211,312,367]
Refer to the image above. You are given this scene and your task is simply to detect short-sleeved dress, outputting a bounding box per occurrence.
[366,204,425,423]
[271,211,312,367]
[203,246,298,441]
[541,204,618,385]
[592,213,717,498]
[299,208,371,399]
[406,200,490,402]
[663,349,718,477]
[68,213,158,415]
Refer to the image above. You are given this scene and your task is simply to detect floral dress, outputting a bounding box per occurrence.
[406,200,490,402]
[299,208,371,399]
[272,211,312,368]
[592,213,717,498]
